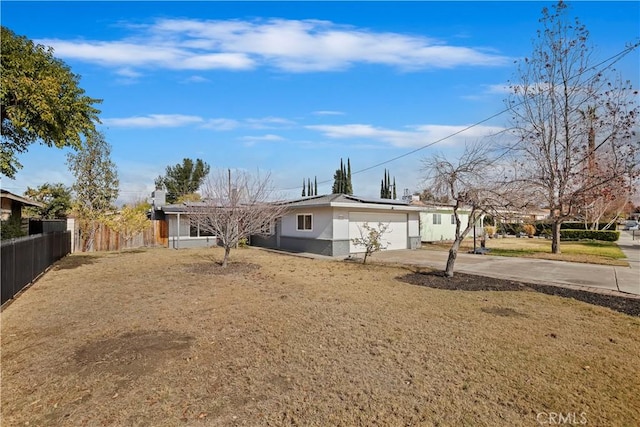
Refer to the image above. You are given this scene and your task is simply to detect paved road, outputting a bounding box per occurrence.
[370,231,640,298]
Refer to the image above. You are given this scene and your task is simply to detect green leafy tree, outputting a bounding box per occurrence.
[23,183,72,218]
[67,130,119,251]
[351,222,390,264]
[1,26,102,178]
[0,215,26,240]
[380,169,396,199]
[332,158,353,194]
[155,158,210,204]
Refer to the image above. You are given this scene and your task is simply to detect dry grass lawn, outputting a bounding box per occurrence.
[2,247,639,426]
[426,237,628,266]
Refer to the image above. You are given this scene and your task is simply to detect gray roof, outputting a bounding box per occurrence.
[0,189,45,208]
[282,194,411,208]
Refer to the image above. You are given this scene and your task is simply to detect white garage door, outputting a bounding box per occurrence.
[349,212,407,253]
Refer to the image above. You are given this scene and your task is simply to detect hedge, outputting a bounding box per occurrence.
[559,229,620,242]
[561,222,617,231]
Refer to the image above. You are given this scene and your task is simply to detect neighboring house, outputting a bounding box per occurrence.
[150,190,217,249]
[251,194,422,257]
[408,199,479,242]
[494,207,550,223]
[417,204,474,242]
[0,189,44,221]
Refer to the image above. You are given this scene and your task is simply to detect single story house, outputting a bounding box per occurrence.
[404,198,483,242]
[149,190,217,249]
[417,204,475,242]
[1,189,44,221]
[251,194,422,257]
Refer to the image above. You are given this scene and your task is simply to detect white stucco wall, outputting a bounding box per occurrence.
[420,210,470,242]
[408,212,419,237]
[281,207,333,239]
[333,208,350,240]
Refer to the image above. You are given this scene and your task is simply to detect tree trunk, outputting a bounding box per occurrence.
[444,240,461,277]
[551,221,561,254]
[221,245,231,268]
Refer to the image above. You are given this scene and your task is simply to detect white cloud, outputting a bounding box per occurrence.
[307,123,506,148]
[38,39,254,71]
[201,118,240,130]
[102,114,204,128]
[245,116,296,129]
[312,110,345,116]
[181,75,210,83]
[36,18,509,74]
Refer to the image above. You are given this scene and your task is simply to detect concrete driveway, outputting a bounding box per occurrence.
[370,230,640,298]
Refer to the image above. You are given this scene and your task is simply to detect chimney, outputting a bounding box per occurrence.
[152,190,166,208]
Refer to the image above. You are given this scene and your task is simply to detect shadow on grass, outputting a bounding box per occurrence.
[54,254,101,270]
[398,271,640,317]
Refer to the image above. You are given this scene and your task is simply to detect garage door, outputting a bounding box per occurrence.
[349,212,407,253]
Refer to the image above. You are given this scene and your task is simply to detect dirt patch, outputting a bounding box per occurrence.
[74,330,194,377]
[481,306,528,317]
[399,271,640,317]
[184,261,260,275]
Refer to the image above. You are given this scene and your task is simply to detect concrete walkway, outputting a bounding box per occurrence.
[369,231,640,298]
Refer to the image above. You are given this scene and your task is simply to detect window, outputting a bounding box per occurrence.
[451,214,456,225]
[297,214,312,231]
[190,220,215,237]
[433,213,441,225]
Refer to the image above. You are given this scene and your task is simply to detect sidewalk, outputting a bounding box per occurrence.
[369,232,640,298]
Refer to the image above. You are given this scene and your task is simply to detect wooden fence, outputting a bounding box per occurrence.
[1,231,71,305]
[72,220,168,252]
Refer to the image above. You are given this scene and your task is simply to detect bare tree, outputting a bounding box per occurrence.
[422,144,511,277]
[351,222,390,265]
[507,1,639,253]
[190,169,288,268]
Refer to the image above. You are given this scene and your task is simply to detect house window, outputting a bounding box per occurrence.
[433,213,441,225]
[451,214,456,225]
[190,221,215,237]
[297,214,312,231]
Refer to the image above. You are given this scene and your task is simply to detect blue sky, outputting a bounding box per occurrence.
[2,1,639,204]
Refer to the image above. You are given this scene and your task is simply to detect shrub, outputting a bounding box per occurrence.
[0,216,26,240]
[562,222,617,231]
[560,229,620,242]
[484,225,496,237]
[522,224,536,237]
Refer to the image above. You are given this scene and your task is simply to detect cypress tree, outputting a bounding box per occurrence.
[346,158,353,195]
[393,177,397,199]
[314,176,318,196]
[302,178,306,197]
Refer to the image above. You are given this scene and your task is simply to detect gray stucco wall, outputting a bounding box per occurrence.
[251,235,350,257]
[169,236,217,249]
[279,236,333,256]
[250,234,277,248]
